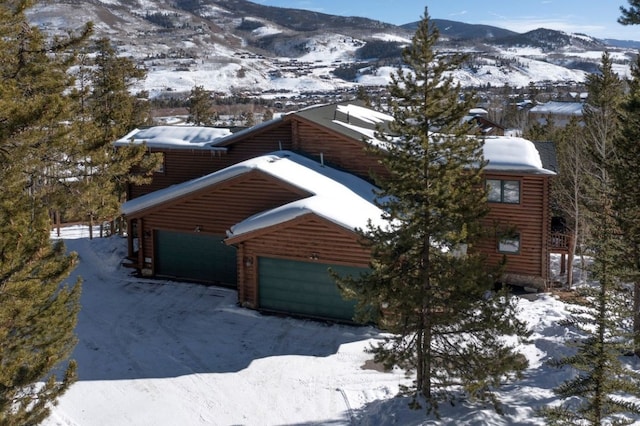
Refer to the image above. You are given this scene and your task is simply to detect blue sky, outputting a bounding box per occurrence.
[255,1,640,41]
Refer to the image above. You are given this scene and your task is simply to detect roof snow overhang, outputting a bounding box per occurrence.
[113,125,232,151]
[121,151,384,228]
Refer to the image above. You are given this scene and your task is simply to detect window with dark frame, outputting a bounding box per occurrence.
[486,179,520,204]
[498,234,520,254]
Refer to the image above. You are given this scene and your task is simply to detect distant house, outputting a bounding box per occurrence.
[464,108,505,136]
[118,101,558,321]
[528,101,584,127]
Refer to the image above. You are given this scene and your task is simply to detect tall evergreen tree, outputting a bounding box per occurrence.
[67,38,160,238]
[540,52,640,425]
[0,1,90,423]
[335,8,528,415]
[187,84,215,126]
[613,54,640,356]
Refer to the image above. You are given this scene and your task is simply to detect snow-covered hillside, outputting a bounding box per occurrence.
[25,1,637,98]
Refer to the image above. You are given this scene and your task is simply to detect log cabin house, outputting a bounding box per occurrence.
[115,102,390,200]
[118,101,558,321]
[121,151,383,321]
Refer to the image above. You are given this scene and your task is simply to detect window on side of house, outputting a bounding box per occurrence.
[498,234,521,254]
[486,179,520,204]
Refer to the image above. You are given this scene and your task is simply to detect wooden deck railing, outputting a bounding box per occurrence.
[550,232,571,253]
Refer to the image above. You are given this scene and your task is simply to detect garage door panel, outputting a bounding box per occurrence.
[155,230,237,284]
[258,257,365,321]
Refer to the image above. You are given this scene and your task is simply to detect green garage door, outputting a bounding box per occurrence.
[155,230,237,285]
[258,257,366,321]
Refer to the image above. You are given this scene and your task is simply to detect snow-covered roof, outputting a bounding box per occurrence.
[227,191,384,241]
[529,101,583,116]
[114,126,233,150]
[329,103,393,145]
[469,107,488,116]
[334,103,393,125]
[122,151,384,236]
[214,116,285,147]
[292,101,393,147]
[483,136,556,175]
[227,137,554,240]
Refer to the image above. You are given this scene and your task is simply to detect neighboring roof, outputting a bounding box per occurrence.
[482,136,556,175]
[213,116,286,147]
[529,101,583,116]
[290,101,393,146]
[469,107,488,116]
[531,141,559,173]
[463,115,505,134]
[114,126,233,150]
[121,151,384,236]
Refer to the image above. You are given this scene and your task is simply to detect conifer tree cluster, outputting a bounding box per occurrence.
[187,84,216,126]
[336,8,529,415]
[0,1,90,423]
[1,1,161,422]
[540,53,640,425]
[64,37,161,238]
[614,54,640,356]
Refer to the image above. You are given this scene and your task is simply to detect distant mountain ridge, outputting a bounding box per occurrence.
[416,19,635,49]
[404,19,518,40]
[26,0,638,97]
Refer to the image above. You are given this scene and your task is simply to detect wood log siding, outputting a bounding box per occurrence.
[128,123,294,199]
[135,172,309,272]
[478,173,551,283]
[291,119,387,182]
[230,214,371,308]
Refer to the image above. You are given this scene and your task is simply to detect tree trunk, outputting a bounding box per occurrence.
[55,210,61,237]
[567,230,577,288]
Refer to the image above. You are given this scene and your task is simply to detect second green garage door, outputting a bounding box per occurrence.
[258,257,366,322]
[155,230,237,285]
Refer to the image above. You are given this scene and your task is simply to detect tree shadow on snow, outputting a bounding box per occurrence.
[72,277,379,381]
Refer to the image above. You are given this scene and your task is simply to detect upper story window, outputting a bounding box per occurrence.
[487,179,520,204]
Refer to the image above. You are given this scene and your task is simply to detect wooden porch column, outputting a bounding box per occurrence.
[127,218,135,259]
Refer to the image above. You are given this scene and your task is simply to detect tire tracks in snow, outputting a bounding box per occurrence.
[337,387,355,425]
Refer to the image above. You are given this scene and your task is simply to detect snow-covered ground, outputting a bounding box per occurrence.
[40,225,638,425]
